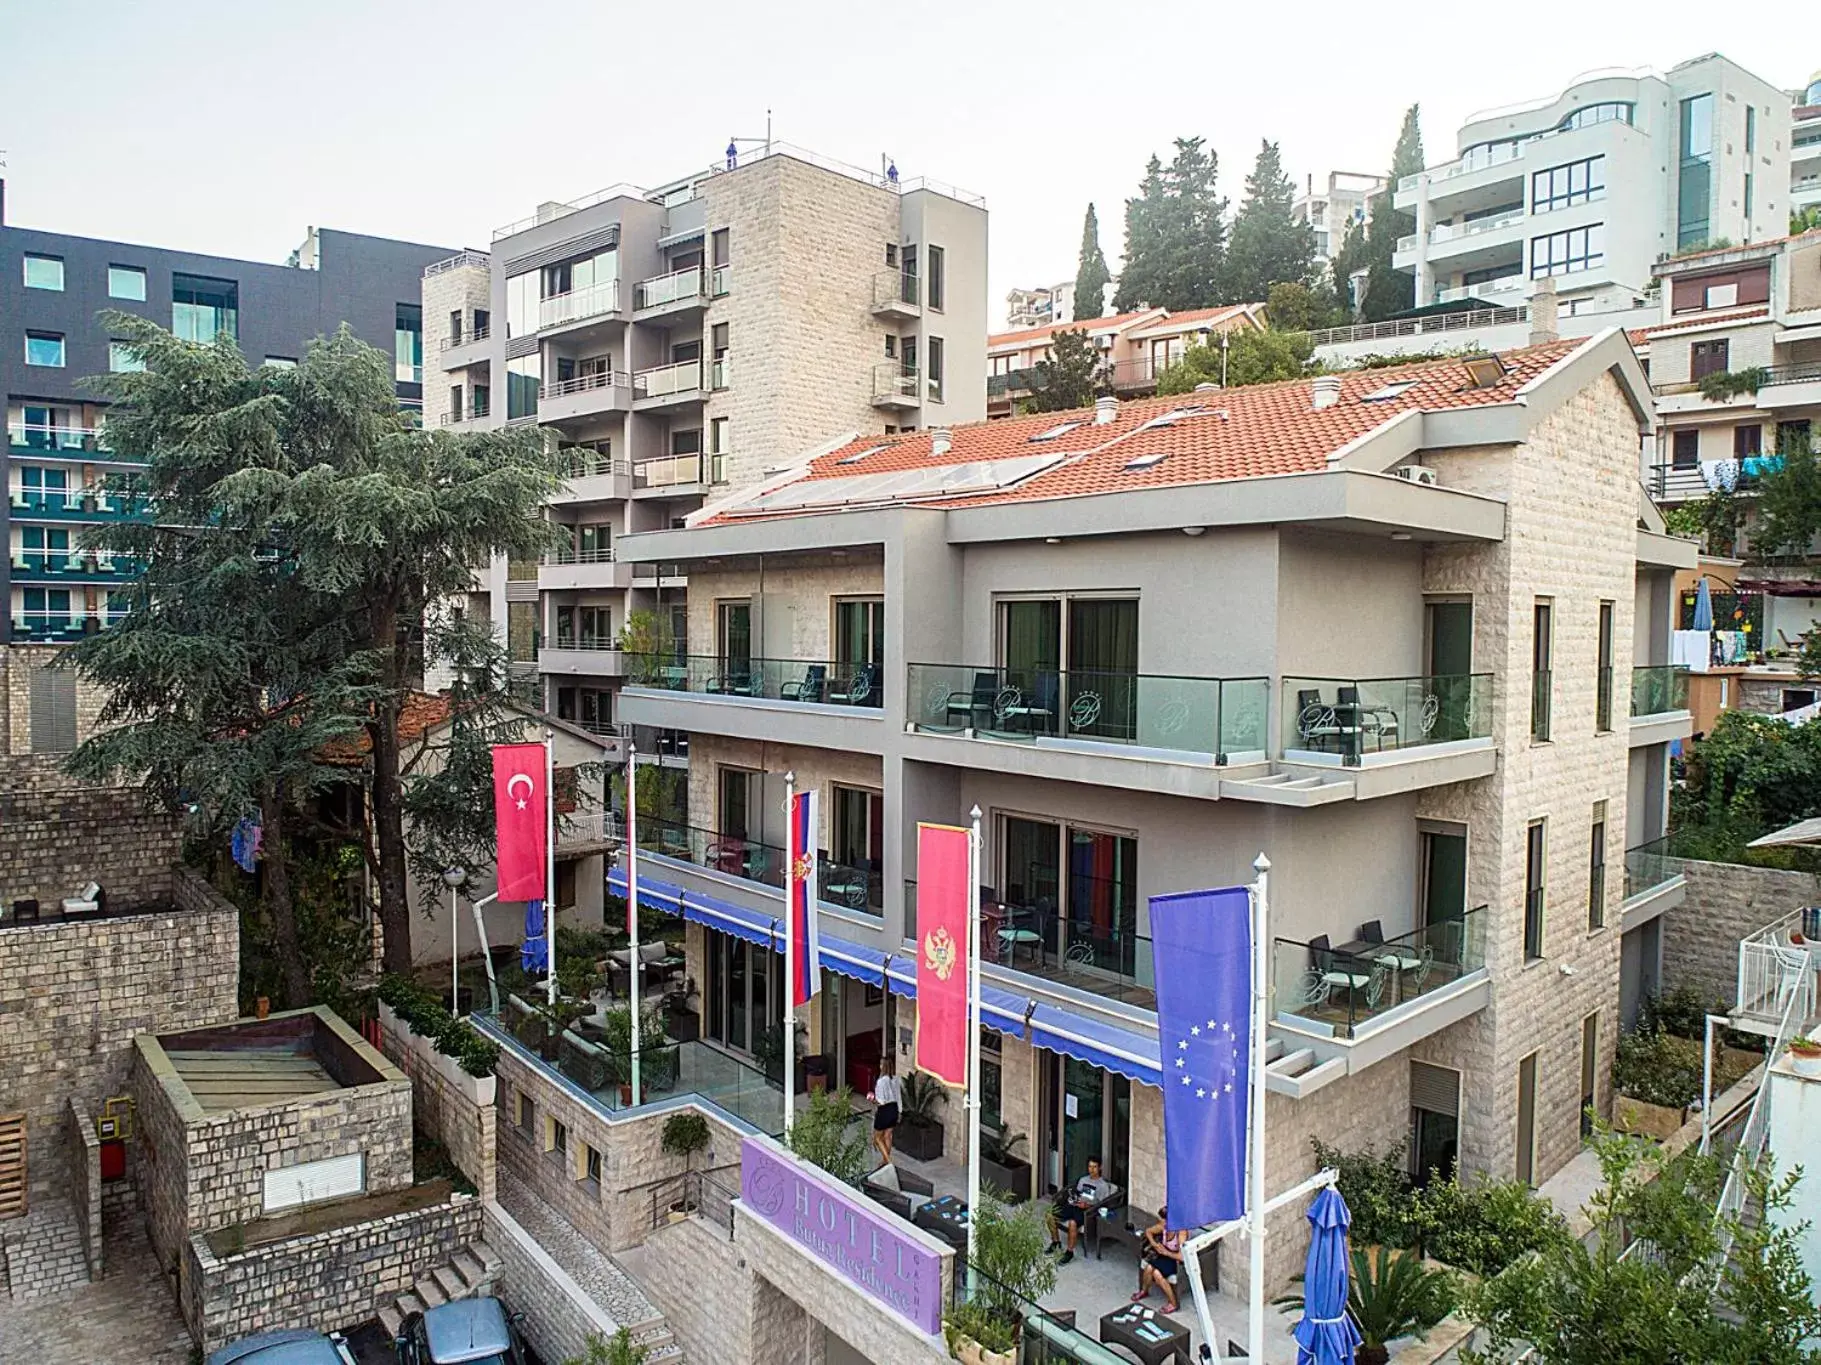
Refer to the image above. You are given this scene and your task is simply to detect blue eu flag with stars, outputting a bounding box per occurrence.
[1151,885,1252,1227]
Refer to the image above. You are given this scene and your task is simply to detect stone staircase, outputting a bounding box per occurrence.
[628,1317,683,1361]
[377,1239,501,1342]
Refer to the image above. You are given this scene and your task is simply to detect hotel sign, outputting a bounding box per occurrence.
[739,1136,945,1335]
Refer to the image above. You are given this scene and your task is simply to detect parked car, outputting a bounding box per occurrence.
[395,1297,526,1365]
[206,1330,357,1365]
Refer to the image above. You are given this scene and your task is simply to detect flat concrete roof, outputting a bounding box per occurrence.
[143,1007,400,1119]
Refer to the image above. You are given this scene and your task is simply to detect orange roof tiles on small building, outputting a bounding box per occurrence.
[987,309,1163,351]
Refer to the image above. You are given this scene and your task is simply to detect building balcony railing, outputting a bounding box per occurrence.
[9,554,141,583]
[634,267,705,311]
[1734,907,1818,1034]
[559,449,631,480]
[633,454,709,490]
[438,324,491,351]
[986,367,1041,399]
[8,492,148,522]
[1622,836,1683,905]
[907,663,1267,762]
[10,612,104,643]
[637,819,883,917]
[633,360,703,400]
[1282,674,1491,765]
[870,269,919,313]
[870,363,921,405]
[628,654,883,710]
[1630,664,1690,718]
[1426,209,1527,247]
[1305,307,1525,351]
[8,424,116,455]
[542,370,632,401]
[542,546,615,566]
[1272,907,1488,1039]
[539,281,621,331]
[1434,276,1526,306]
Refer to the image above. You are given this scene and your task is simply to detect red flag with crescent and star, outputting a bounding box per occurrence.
[491,743,548,902]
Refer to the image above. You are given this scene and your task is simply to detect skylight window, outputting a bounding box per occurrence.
[1124,452,1169,470]
[1360,381,1418,402]
[837,445,887,465]
[1030,422,1082,442]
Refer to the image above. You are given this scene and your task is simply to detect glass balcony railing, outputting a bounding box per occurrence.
[9,553,141,582]
[538,280,620,330]
[8,491,148,522]
[634,267,705,310]
[1282,674,1491,763]
[871,269,919,309]
[636,818,883,916]
[633,454,704,490]
[633,360,703,400]
[627,653,884,709]
[10,612,99,643]
[1623,837,1683,902]
[871,363,920,402]
[908,663,1267,762]
[1273,906,1487,1038]
[1631,664,1690,718]
[7,423,115,454]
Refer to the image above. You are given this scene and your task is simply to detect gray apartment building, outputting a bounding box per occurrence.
[1,181,454,644]
[418,145,988,741]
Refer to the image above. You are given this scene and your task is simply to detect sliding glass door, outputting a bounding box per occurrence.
[1067,598,1139,740]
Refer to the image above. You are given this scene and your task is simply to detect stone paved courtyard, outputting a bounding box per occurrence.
[498,1169,659,1327]
[0,1207,192,1364]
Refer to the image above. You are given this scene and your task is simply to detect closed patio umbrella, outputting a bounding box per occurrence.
[1692,575,1715,632]
[1294,1185,1363,1365]
[521,898,548,974]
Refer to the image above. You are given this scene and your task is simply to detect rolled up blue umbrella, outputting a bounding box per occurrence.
[521,898,548,975]
[1295,1185,1363,1365]
[1692,576,1714,632]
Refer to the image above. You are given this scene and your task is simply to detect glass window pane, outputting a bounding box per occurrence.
[394,303,423,384]
[172,274,238,344]
[108,265,146,300]
[25,333,65,367]
[23,255,64,290]
[109,342,144,373]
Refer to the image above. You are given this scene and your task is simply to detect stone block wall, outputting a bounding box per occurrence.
[66,1098,103,1279]
[633,1215,751,1364]
[420,258,491,429]
[1664,859,1821,1007]
[0,869,237,1203]
[483,1201,622,1365]
[0,757,182,909]
[0,644,116,759]
[181,1193,483,1351]
[376,1002,498,1201]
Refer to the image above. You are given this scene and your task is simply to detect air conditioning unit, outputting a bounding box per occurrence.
[1394,465,1439,486]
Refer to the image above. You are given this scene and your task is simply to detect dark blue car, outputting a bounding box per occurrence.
[396,1297,526,1365]
[206,1330,357,1365]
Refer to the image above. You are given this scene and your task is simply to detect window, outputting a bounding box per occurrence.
[1596,602,1614,732]
[1678,94,1715,249]
[507,600,538,662]
[1531,600,1552,741]
[927,336,945,403]
[505,271,537,338]
[1672,428,1700,466]
[25,332,65,367]
[884,243,898,268]
[23,254,64,290]
[671,428,703,456]
[927,245,945,311]
[1530,224,1604,278]
[547,1116,568,1155]
[1581,1013,1600,1137]
[1531,157,1605,213]
[829,786,884,909]
[1691,338,1730,381]
[1524,820,1546,961]
[449,385,463,420]
[980,1029,1003,1133]
[1589,801,1607,931]
[1744,172,1754,222]
[514,1089,535,1131]
[902,244,918,304]
[395,303,423,385]
[1516,1052,1539,1186]
[999,815,1141,977]
[473,308,490,336]
[30,665,78,754]
[506,354,541,419]
[584,1144,602,1185]
[1560,102,1633,131]
[472,383,490,418]
[108,341,144,373]
[834,598,885,672]
[712,322,730,389]
[172,274,238,343]
[108,265,146,300]
[1735,425,1762,458]
[710,416,729,455]
[1746,105,1757,156]
[449,309,464,345]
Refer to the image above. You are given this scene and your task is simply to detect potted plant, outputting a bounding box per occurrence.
[602,1002,670,1104]
[1789,1035,1821,1077]
[1275,1245,1455,1365]
[660,1111,712,1220]
[895,1071,948,1162]
[803,1052,831,1094]
[946,1190,1055,1364]
[943,1300,1015,1365]
[980,1129,1032,1204]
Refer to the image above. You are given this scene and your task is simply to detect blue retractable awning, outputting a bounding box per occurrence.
[608,863,1162,1088]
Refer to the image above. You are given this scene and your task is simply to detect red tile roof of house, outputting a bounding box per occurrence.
[1637,306,1772,338]
[1128,304,1262,333]
[320,692,455,766]
[988,309,1162,350]
[712,339,1586,523]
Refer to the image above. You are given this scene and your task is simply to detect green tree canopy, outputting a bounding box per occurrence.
[1328,217,1370,320]
[1360,107,1424,322]
[1022,327,1104,412]
[1072,203,1110,322]
[1266,281,1321,333]
[1114,138,1227,311]
[1754,433,1821,559]
[1156,327,1318,393]
[1224,140,1316,304]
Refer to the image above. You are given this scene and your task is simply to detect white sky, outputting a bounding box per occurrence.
[1,0,1813,317]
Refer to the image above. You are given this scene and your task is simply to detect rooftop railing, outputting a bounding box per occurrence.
[1306,307,1526,350]
[1630,665,1689,718]
[1273,907,1487,1038]
[1282,674,1491,764]
[424,250,492,277]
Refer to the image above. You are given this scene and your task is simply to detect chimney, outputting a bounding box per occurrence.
[1094,395,1119,425]
[930,427,953,456]
[1529,277,1558,345]
[1312,375,1343,411]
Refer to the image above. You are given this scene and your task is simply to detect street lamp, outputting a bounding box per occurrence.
[442,867,468,1013]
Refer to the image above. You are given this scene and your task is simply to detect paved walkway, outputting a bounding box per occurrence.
[498,1170,659,1328]
[0,1208,192,1364]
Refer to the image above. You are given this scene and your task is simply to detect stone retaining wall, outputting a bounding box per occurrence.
[182,1193,483,1352]
[65,1099,102,1280]
[634,1214,752,1363]
[482,1200,621,1365]
[376,1002,497,1202]
[0,753,183,908]
[1663,859,1821,1007]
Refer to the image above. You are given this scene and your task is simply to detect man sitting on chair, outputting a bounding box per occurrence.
[1045,1157,1112,1265]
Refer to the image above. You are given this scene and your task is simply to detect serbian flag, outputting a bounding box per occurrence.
[787,789,822,1007]
[491,743,548,902]
[915,823,971,1088]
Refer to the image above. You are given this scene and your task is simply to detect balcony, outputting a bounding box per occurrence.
[1281,674,1492,767]
[1620,836,1686,929]
[1756,361,1821,410]
[632,360,704,408]
[907,664,1267,764]
[1630,664,1692,748]
[538,639,626,677]
[633,267,706,314]
[986,368,1040,400]
[9,612,100,644]
[637,819,883,918]
[1732,909,1821,1038]
[870,269,919,319]
[633,454,713,495]
[8,424,132,461]
[870,363,921,409]
[437,324,491,352]
[537,546,630,591]
[619,654,887,749]
[551,449,632,502]
[539,281,621,332]
[1272,908,1489,1049]
[8,491,148,524]
[1434,276,1527,306]
[9,553,140,585]
[633,654,882,707]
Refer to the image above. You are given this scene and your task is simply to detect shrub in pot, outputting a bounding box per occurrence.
[895,1070,948,1161]
[660,1111,711,1219]
[1275,1245,1456,1365]
[979,1128,1031,1203]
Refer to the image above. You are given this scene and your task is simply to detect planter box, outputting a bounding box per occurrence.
[980,1154,1031,1203]
[1615,1095,1687,1140]
[377,1001,497,1107]
[896,1115,945,1162]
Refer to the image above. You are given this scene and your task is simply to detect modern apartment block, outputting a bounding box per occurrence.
[606,331,1693,1299]
[1794,71,1821,212]
[1294,170,1383,269]
[423,146,986,735]
[1395,56,1793,315]
[1,184,453,645]
[1004,275,1120,330]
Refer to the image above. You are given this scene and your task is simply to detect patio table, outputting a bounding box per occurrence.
[1099,1302,1190,1364]
[913,1194,970,1251]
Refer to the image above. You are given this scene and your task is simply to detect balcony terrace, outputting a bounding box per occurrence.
[632,360,703,409]
[1629,664,1692,748]
[870,363,921,409]
[1620,836,1686,930]
[869,269,919,320]
[9,553,141,585]
[539,281,621,332]
[619,653,887,750]
[633,267,706,315]
[538,547,631,592]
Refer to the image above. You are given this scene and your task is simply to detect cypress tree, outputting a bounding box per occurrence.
[1360,106,1425,322]
[1225,140,1317,304]
[1073,204,1110,321]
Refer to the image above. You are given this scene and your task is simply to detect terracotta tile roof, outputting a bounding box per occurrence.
[988,309,1163,350]
[1641,307,1771,337]
[1660,228,1821,267]
[711,340,1584,524]
[1129,304,1263,334]
[320,692,455,766]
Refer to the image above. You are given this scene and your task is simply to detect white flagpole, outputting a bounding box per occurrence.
[965,805,983,1294]
[628,743,642,1105]
[783,771,797,1137]
[544,731,557,1008]
[470,892,501,1017]
[1247,851,1271,1365]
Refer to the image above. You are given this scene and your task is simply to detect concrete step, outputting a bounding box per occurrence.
[469,1238,502,1275]
[377,1305,404,1341]
[647,1346,683,1362]
[396,1292,427,1318]
[451,1250,487,1290]
[632,1322,674,1348]
[431,1265,467,1301]
[416,1277,448,1309]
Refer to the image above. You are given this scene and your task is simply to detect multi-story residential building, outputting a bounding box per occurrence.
[1005,276,1121,330]
[1294,170,1383,268]
[1395,56,1793,316]
[604,330,1692,1311]
[1794,72,1821,212]
[1,188,453,645]
[424,146,986,736]
[986,304,1264,418]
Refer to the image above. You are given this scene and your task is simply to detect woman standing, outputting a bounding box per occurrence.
[870,1056,902,1163]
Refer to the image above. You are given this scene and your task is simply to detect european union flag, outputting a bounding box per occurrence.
[1151,885,1252,1227]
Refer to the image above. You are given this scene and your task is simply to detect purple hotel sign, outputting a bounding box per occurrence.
[739,1136,945,1335]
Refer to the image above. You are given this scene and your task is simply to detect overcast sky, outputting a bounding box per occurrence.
[2,0,1813,319]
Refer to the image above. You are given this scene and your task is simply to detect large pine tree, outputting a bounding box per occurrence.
[1072,204,1110,321]
[1113,156,1167,312]
[1359,106,1425,322]
[1114,138,1226,311]
[1224,140,1317,304]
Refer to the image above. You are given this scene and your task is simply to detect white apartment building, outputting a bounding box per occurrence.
[1396,56,1793,315]
[1004,276,1121,330]
[1794,71,1821,212]
[1294,170,1382,268]
[421,146,986,737]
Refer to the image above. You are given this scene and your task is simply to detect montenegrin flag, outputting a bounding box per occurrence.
[915,822,971,1088]
[787,788,823,1008]
[491,743,548,902]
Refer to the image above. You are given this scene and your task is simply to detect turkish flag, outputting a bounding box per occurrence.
[915,823,971,1089]
[492,743,548,902]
